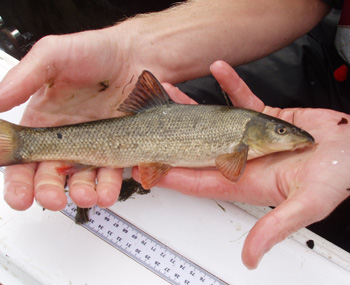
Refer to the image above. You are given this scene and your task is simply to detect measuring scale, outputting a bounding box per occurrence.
[62,194,227,284]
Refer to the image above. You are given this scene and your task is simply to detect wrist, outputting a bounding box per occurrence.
[115,15,196,84]
[106,2,222,84]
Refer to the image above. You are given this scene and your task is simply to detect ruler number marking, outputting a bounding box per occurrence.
[61,196,227,284]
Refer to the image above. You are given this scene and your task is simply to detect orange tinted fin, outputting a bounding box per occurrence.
[118,70,173,114]
[215,143,248,183]
[0,119,22,166]
[56,164,94,176]
[138,162,172,189]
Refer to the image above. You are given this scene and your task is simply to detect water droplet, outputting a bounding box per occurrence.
[332,160,338,165]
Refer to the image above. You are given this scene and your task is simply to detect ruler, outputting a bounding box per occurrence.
[61,194,228,285]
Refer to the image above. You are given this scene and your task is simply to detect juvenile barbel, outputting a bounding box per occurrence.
[0,71,314,188]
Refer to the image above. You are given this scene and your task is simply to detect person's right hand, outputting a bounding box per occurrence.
[145,61,350,269]
[0,26,154,211]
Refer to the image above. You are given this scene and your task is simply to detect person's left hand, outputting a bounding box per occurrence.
[133,60,350,269]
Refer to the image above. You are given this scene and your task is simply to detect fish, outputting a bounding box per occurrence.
[0,70,314,189]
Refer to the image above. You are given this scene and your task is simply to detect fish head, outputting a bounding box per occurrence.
[244,114,315,157]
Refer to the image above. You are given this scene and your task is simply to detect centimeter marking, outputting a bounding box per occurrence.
[61,195,228,285]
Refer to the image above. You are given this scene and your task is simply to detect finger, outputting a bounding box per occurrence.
[210,60,265,112]
[3,164,36,210]
[68,168,98,208]
[34,161,67,210]
[0,37,58,112]
[132,162,283,206]
[162,83,198,105]
[96,168,123,208]
[241,188,332,269]
[132,166,233,198]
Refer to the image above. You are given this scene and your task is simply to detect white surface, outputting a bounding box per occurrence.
[0,50,350,284]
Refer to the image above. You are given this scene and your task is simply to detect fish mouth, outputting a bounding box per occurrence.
[291,139,315,151]
[290,131,315,151]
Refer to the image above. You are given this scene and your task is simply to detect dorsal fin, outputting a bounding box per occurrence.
[118,70,174,114]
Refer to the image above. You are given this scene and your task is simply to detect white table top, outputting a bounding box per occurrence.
[0,50,349,285]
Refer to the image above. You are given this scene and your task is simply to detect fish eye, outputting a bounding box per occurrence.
[276,125,287,135]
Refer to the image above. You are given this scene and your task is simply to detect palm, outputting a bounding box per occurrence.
[20,29,137,126]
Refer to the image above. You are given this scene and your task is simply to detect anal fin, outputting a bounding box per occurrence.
[215,143,248,183]
[138,162,172,189]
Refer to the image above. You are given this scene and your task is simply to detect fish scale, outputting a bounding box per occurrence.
[15,105,247,167]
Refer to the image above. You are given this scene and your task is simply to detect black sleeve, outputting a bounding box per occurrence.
[323,0,343,9]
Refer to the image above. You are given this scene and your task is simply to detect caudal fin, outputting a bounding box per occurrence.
[0,119,20,166]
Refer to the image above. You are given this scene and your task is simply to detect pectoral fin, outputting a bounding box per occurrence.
[138,162,172,189]
[215,144,249,183]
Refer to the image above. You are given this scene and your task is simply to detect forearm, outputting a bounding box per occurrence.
[114,0,330,83]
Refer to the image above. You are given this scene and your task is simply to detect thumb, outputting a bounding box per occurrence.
[241,191,327,269]
[210,60,265,112]
[162,83,198,105]
[0,37,57,112]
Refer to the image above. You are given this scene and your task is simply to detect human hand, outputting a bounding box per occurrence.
[133,61,350,269]
[0,25,157,211]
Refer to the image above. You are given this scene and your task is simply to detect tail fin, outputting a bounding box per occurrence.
[0,119,20,166]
